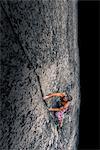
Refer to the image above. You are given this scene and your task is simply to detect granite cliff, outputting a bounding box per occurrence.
[0,0,80,149]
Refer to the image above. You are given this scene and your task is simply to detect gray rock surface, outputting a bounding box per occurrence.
[0,0,80,150]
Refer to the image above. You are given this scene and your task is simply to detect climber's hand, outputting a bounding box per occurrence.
[43,96,49,100]
[48,108,53,111]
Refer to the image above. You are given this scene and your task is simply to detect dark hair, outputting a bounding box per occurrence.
[68,95,72,101]
[64,95,72,101]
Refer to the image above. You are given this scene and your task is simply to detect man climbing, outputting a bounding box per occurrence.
[43,92,72,128]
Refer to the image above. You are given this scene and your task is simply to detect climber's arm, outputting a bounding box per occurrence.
[43,92,65,100]
[48,102,69,112]
[48,107,64,112]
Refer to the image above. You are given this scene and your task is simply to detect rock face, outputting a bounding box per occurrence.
[0,0,80,150]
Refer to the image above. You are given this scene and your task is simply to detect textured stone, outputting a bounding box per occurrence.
[0,0,80,150]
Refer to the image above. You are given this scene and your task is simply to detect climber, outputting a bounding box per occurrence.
[43,92,72,128]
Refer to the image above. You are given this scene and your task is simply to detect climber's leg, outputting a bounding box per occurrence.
[55,111,64,127]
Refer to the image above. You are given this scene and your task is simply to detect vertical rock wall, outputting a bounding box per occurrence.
[0,0,80,150]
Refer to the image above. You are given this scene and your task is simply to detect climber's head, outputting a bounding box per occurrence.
[63,94,72,102]
[67,94,73,101]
